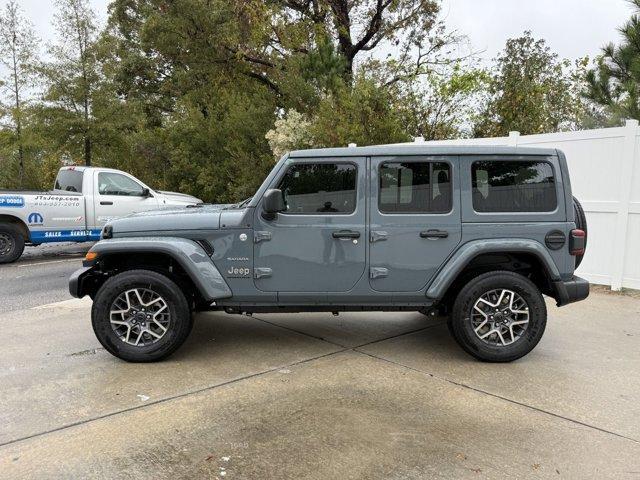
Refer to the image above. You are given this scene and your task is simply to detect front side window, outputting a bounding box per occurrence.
[379,161,451,213]
[98,172,145,196]
[277,163,357,214]
[471,160,557,213]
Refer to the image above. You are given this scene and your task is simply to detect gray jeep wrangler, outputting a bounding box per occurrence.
[70,145,589,363]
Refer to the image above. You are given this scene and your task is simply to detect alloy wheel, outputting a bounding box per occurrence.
[470,288,530,346]
[109,288,171,346]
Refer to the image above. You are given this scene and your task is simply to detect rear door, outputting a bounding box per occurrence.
[369,155,461,292]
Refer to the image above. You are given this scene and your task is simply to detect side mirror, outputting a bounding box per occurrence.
[141,187,152,197]
[262,189,285,219]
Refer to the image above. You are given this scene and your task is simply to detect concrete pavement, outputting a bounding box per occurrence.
[0,291,639,479]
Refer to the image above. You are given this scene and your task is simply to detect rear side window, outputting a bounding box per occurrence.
[379,162,451,213]
[472,160,557,213]
[54,169,83,193]
[278,163,357,214]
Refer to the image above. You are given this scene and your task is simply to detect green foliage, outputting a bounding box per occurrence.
[0,0,39,188]
[310,78,412,147]
[394,65,491,140]
[0,1,626,200]
[585,0,640,125]
[474,32,589,137]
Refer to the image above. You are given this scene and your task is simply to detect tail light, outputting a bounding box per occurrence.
[570,229,585,256]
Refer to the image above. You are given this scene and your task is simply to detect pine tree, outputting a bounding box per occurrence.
[41,0,99,166]
[585,0,640,124]
[0,0,39,186]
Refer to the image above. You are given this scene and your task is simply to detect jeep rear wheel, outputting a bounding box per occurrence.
[449,271,547,362]
[91,269,193,362]
[0,223,25,264]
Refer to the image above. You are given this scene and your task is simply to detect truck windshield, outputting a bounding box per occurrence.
[54,169,84,193]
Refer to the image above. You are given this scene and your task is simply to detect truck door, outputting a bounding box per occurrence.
[91,171,159,228]
[369,155,461,292]
[253,157,366,298]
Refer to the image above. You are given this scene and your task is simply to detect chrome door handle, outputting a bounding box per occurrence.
[420,229,448,239]
[370,267,388,279]
[370,230,388,243]
[332,230,361,239]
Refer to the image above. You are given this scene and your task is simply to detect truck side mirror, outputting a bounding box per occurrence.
[262,189,285,220]
[141,187,152,197]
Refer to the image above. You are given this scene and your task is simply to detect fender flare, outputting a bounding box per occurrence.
[76,237,232,302]
[426,239,561,300]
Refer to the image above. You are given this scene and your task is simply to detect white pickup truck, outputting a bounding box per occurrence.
[0,166,201,263]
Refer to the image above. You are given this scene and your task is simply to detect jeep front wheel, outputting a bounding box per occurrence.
[449,271,547,362]
[91,269,193,362]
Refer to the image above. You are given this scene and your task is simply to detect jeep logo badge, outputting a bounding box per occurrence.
[227,266,250,278]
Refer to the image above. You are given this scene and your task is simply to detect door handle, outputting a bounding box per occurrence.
[100,201,113,206]
[420,229,449,239]
[332,230,361,239]
[370,230,388,243]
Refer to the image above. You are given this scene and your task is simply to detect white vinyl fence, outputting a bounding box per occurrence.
[400,120,640,290]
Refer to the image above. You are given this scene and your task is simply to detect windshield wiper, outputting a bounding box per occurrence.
[237,196,252,207]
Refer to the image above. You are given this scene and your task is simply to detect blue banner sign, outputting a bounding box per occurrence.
[0,195,25,208]
[30,229,102,243]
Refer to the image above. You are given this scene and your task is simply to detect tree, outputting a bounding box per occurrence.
[105,0,460,111]
[394,64,489,140]
[0,0,39,186]
[40,0,99,166]
[585,0,640,125]
[474,32,588,137]
[265,77,411,156]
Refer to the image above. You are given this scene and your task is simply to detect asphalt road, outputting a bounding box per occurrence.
[0,243,91,311]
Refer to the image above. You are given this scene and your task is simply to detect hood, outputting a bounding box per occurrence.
[108,204,227,236]
[157,190,203,205]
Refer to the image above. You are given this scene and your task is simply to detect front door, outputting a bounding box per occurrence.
[253,158,366,297]
[369,155,461,292]
[92,171,159,228]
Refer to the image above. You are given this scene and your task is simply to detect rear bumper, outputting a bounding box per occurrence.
[554,276,589,307]
[69,266,93,298]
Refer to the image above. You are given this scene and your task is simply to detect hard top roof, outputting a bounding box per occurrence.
[288,144,558,158]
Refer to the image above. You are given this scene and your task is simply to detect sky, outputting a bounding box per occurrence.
[441,0,633,62]
[8,0,635,62]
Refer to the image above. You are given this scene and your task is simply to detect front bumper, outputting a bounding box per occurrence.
[554,276,590,307]
[69,266,93,298]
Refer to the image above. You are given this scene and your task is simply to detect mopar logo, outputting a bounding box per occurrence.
[28,212,44,225]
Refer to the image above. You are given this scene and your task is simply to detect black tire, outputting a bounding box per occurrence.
[449,271,547,362]
[573,196,587,268]
[91,269,193,362]
[0,223,25,264]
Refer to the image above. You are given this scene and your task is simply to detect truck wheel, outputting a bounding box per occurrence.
[0,224,25,264]
[91,269,193,362]
[449,271,547,362]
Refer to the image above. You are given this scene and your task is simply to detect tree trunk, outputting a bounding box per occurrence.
[84,131,91,166]
[11,25,24,187]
